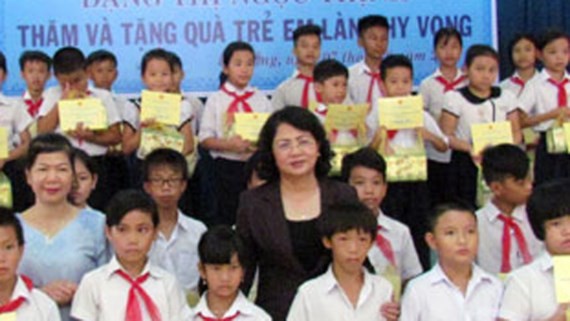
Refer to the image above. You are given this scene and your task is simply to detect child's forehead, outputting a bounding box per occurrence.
[361,25,388,37]
[92,59,116,68]
[24,59,49,69]
[542,37,569,50]
[148,164,182,176]
[434,210,476,228]
[118,209,155,225]
[350,165,384,179]
[0,225,19,241]
[437,35,461,47]
[296,34,321,44]
[322,74,347,84]
[384,66,412,78]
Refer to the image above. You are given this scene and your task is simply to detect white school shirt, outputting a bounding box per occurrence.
[286,265,392,321]
[199,82,272,161]
[475,201,544,275]
[6,275,61,321]
[498,251,558,321]
[271,69,317,111]
[518,69,570,132]
[419,69,467,163]
[184,94,204,134]
[148,210,207,295]
[442,87,519,142]
[191,291,271,321]
[38,86,121,156]
[348,60,384,104]
[400,263,503,321]
[70,256,192,321]
[0,94,33,151]
[369,211,423,280]
[499,70,540,98]
[389,110,448,150]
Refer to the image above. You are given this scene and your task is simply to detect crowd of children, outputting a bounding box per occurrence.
[0,11,569,321]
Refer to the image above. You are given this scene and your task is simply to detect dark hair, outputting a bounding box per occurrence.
[72,148,99,177]
[257,107,333,182]
[19,50,52,72]
[0,52,6,74]
[293,24,322,45]
[318,201,377,240]
[428,201,476,232]
[140,48,174,76]
[465,44,499,67]
[527,179,570,241]
[537,29,568,51]
[105,189,159,227]
[380,54,413,81]
[244,150,263,184]
[341,147,386,183]
[507,33,537,68]
[219,41,255,87]
[433,27,463,49]
[169,51,183,69]
[313,59,348,84]
[481,144,529,184]
[86,49,118,68]
[0,208,24,245]
[26,133,74,170]
[142,148,189,181]
[357,15,390,37]
[52,47,86,75]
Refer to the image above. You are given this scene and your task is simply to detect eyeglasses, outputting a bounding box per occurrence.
[274,137,316,152]
[148,177,184,186]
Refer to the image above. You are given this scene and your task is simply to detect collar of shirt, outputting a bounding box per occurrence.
[429,263,495,294]
[223,82,253,95]
[23,90,44,101]
[8,276,33,304]
[512,70,539,82]
[377,211,394,232]
[539,69,570,83]
[104,255,165,280]
[354,60,376,76]
[193,291,254,318]
[536,251,554,272]
[458,86,501,104]
[322,265,374,307]
[483,201,526,223]
[434,68,465,81]
[156,210,193,244]
[0,93,12,106]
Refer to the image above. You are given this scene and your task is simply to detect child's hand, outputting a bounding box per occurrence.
[70,123,95,140]
[141,118,157,128]
[0,159,5,171]
[471,151,482,166]
[545,303,570,321]
[42,280,78,305]
[380,301,400,321]
[227,135,251,154]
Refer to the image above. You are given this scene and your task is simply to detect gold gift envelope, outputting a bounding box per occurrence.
[547,126,567,154]
[138,126,184,159]
[0,172,12,208]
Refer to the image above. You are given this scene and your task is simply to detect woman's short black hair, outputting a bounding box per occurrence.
[26,133,74,170]
[256,106,333,182]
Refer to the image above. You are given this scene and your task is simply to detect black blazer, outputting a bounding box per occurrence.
[236,179,358,321]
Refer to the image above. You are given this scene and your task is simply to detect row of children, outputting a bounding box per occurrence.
[0,14,567,225]
[1,132,568,321]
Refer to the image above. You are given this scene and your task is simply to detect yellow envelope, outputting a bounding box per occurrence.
[0,173,12,212]
[234,113,270,143]
[382,265,402,302]
[385,154,427,182]
[378,96,424,130]
[471,121,513,155]
[0,127,8,159]
[553,255,570,303]
[138,127,184,159]
[59,98,108,132]
[0,312,16,321]
[140,90,181,126]
[563,123,570,154]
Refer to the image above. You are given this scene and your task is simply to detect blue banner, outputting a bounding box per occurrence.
[0,0,496,95]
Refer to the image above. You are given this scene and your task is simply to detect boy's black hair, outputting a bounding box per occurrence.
[52,47,86,75]
[357,15,390,37]
[0,208,24,245]
[142,148,189,182]
[293,24,322,45]
[527,179,570,241]
[537,29,568,51]
[318,201,377,240]
[105,189,159,227]
[0,52,6,74]
[433,27,463,49]
[19,50,52,72]
[465,44,499,67]
[313,59,348,84]
[86,49,117,68]
[481,144,529,184]
[380,54,413,81]
[428,201,476,232]
[244,150,263,185]
[140,48,174,76]
[219,41,255,87]
[507,33,537,68]
[26,133,74,170]
[72,148,99,177]
[169,51,183,69]
[340,147,386,183]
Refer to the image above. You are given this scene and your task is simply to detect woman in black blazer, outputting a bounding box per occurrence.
[236,107,358,321]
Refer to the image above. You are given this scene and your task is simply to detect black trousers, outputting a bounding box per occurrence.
[214,158,246,226]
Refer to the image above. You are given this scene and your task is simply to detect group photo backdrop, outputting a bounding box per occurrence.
[0,0,497,95]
